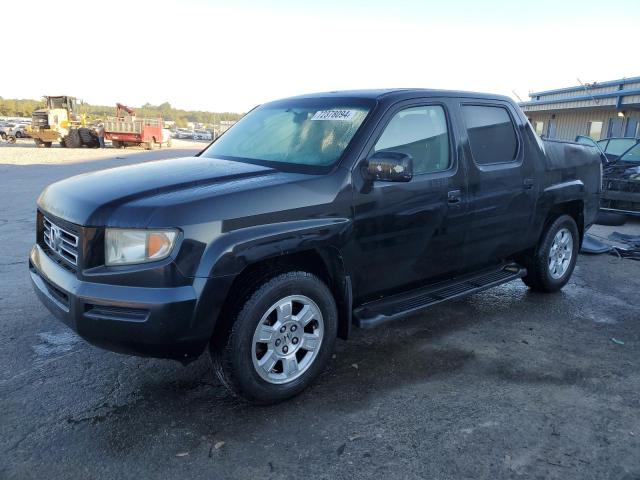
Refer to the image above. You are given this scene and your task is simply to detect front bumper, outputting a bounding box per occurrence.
[29,244,209,360]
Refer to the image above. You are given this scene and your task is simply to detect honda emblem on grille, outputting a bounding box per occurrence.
[50,225,62,252]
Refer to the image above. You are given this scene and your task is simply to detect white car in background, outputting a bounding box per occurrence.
[193,130,212,141]
[175,128,193,139]
[1,123,29,140]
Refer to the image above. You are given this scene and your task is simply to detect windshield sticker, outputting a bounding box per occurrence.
[311,110,357,121]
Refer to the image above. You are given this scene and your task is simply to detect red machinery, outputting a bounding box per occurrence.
[104,103,165,150]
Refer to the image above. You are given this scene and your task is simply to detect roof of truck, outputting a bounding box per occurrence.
[282,88,513,103]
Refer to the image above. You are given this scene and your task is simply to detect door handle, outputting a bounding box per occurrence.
[523,178,534,189]
[447,190,461,204]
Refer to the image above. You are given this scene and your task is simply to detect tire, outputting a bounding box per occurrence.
[595,211,627,226]
[521,214,579,292]
[43,142,52,148]
[112,140,121,148]
[211,271,337,404]
[63,129,82,148]
[7,136,16,144]
[0,132,6,141]
[78,127,99,148]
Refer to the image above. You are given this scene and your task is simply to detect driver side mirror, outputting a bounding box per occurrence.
[362,151,413,183]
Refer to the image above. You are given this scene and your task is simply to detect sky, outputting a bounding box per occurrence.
[3,0,638,113]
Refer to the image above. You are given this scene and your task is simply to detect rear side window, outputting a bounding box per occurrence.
[374,105,450,174]
[462,105,518,165]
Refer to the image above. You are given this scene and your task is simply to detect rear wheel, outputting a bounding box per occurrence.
[0,132,6,141]
[43,142,52,148]
[521,214,579,292]
[15,131,23,138]
[211,271,337,404]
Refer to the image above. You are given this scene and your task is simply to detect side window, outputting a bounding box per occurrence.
[374,105,450,174]
[462,105,518,165]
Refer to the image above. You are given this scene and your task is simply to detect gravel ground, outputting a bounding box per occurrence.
[1,142,639,480]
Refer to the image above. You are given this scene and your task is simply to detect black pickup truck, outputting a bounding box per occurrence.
[30,89,602,403]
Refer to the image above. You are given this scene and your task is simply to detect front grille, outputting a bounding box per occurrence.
[84,305,149,322]
[605,179,640,193]
[43,216,79,267]
[32,112,48,128]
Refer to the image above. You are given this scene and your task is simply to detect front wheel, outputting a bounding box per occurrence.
[521,214,579,292]
[211,271,337,404]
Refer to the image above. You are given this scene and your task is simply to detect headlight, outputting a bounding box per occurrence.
[105,229,178,266]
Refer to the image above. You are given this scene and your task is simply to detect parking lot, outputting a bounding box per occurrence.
[1,141,639,480]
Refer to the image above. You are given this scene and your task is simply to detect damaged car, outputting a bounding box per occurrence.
[577,136,640,216]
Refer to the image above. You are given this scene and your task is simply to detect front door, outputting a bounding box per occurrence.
[457,102,536,271]
[351,100,468,301]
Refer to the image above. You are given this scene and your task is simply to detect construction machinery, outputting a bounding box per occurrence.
[104,103,165,150]
[29,96,99,148]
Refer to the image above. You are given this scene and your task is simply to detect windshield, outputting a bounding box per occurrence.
[620,144,640,162]
[202,99,372,171]
[48,97,66,109]
[605,138,638,155]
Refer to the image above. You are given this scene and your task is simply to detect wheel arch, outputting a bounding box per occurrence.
[547,199,585,244]
[209,246,352,348]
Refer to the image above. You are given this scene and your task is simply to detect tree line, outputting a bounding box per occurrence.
[0,98,243,128]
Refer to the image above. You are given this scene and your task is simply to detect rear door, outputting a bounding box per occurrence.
[351,99,468,300]
[456,101,536,271]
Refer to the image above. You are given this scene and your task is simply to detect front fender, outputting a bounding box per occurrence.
[195,217,353,278]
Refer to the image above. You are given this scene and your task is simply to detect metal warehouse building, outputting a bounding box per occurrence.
[519,76,640,141]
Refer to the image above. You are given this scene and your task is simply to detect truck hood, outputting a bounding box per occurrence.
[38,156,281,226]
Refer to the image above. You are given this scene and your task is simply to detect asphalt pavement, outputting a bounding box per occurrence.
[1,144,639,480]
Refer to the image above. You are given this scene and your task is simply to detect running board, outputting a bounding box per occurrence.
[353,264,526,329]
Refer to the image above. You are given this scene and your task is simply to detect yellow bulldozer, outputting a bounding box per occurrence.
[28,96,99,148]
